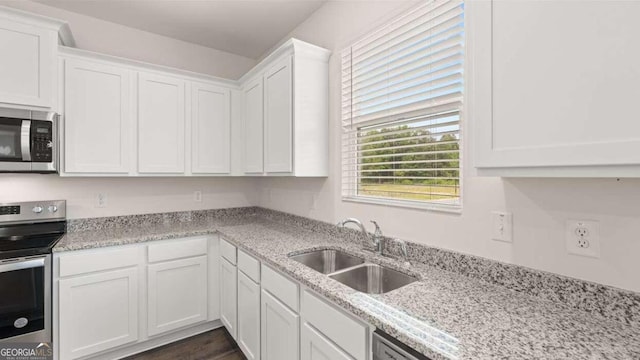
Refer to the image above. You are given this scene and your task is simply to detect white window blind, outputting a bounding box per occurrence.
[341,0,464,209]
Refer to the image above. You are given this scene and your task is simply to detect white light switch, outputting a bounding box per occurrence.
[492,211,513,242]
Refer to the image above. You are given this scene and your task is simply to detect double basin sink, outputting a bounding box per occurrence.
[289,249,417,294]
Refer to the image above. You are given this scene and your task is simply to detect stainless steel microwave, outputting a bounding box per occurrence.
[0,108,58,173]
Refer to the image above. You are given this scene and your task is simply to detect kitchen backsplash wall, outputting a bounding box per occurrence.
[255,1,640,293]
[0,175,260,219]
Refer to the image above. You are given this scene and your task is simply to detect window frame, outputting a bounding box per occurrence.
[340,0,465,213]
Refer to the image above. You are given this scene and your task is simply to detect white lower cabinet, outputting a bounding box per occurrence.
[58,267,139,360]
[55,236,219,360]
[301,322,355,360]
[261,289,299,360]
[237,271,261,360]
[300,290,368,360]
[220,257,238,339]
[147,256,208,336]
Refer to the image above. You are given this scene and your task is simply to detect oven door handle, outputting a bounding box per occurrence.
[21,119,31,161]
[0,257,44,273]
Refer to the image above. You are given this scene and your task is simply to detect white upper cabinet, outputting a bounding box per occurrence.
[264,56,293,173]
[0,7,73,109]
[63,58,132,174]
[58,38,328,178]
[138,72,186,174]
[471,1,640,177]
[240,39,331,177]
[243,77,264,174]
[190,82,231,174]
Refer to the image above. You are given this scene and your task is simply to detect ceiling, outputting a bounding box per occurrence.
[34,0,326,59]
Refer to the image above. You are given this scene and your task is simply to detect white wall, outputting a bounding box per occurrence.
[0,0,260,219]
[0,175,258,219]
[256,1,640,293]
[0,0,257,79]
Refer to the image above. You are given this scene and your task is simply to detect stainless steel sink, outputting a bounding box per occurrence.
[289,249,364,274]
[329,264,418,294]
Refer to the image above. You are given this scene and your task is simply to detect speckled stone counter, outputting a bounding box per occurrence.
[55,208,640,360]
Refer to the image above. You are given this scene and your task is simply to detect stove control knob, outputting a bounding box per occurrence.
[48,205,58,213]
[32,206,43,214]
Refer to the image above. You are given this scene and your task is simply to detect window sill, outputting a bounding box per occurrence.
[341,196,462,214]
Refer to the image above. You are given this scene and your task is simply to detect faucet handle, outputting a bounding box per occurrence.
[396,239,410,265]
[370,220,382,236]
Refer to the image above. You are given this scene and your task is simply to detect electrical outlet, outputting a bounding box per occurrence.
[566,220,600,258]
[491,211,513,242]
[194,190,202,202]
[96,193,108,208]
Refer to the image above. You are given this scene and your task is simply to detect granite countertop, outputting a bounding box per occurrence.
[55,213,640,360]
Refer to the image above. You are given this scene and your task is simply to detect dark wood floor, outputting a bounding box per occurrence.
[125,328,246,360]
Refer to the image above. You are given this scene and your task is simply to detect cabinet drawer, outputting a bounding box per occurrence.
[238,249,260,283]
[261,264,298,312]
[301,290,367,360]
[148,236,208,263]
[59,246,140,277]
[220,238,237,264]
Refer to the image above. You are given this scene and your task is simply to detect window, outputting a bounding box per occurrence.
[341,0,464,210]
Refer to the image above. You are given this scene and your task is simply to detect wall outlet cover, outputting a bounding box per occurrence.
[96,193,108,208]
[565,219,600,258]
[491,211,513,242]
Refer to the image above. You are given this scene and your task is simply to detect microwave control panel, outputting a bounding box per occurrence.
[31,120,53,162]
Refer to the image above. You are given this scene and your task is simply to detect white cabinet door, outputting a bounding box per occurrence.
[64,58,132,174]
[147,256,208,337]
[261,289,299,360]
[243,77,264,174]
[59,268,138,360]
[138,72,186,174]
[301,322,355,360]
[191,82,231,174]
[264,56,293,173]
[238,271,260,360]
[472,1,640,175]
[220,257,238,339]
[0,19,54,107]
[208,236,221,321]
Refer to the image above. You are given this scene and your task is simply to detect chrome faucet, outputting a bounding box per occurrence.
[336,218,385,255]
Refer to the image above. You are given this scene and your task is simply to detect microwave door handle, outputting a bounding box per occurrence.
[21,119,31,161]
[0,257,45,273]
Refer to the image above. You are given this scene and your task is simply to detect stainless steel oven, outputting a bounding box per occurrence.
[0,107,58,173]
[0,255,50,342]
[0,200,66,344]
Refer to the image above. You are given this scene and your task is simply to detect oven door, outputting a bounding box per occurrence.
[0,117,30,172]
[0,255,50,343]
